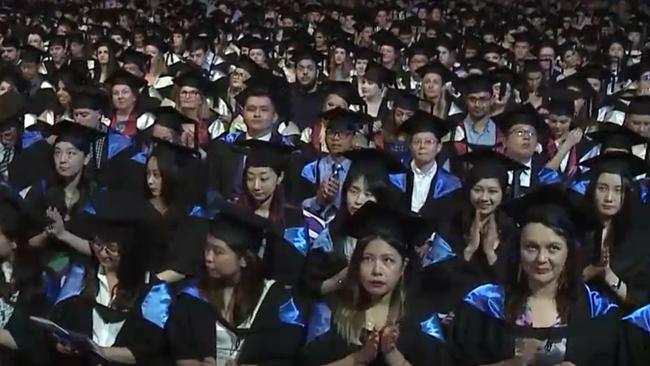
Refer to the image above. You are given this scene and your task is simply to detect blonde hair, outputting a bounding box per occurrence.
[171,85,213,120]
[419,86,449,119]
[149,54,168,77]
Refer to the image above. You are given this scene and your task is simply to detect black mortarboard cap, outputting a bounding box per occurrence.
[587,122,647,152]
[398,110,454,140]
[415,62,454,83]
[405,41,433,59]
[547,97,575,117]
[20,45,45,64]
[462,74,493,94]
[151,106,194,134]
[236,139,299,173]
[321,107,366,132]
[70,87,109,112]
[363,62,395,86]
[208,199,274,253]
[0,91,23,131]
[173,68,210,94]
[292,46,324,64]
[49,34,68,47]
[323,81,364,106]
[0,66,29,93]
[347,201,424,255]
[343,148,407,174]
[494,103,545,133]
[387,89,420,111]
[353,47,378,61]
[462,148,528,180]
[105,69,147,91]
[371,29,403,51]
[83,189,148,246]
[626,96,650,116]
[579,151,647,180]
[119,48,150,73]
[578,64,612,81]
[51,120,103,153]
[505,184,601,232]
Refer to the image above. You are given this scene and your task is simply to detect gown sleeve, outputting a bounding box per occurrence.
[301,246,347,298]
[167,293,215,361]
[618,306,650,366]
[4,302,53,365]
[397,312,454,366]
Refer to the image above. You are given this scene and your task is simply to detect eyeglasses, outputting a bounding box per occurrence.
[510,129,537,138]
[326,129,354,137]
[180,90,201,98]
[467,96,491,105]
[91,241,120,255]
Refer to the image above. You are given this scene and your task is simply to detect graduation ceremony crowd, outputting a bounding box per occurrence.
[5,0,650,364]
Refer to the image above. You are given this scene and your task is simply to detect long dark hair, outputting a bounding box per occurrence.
[333,234,415,343]
[329,166,397,249]
[585,172,634,248]
[82,225,146,312]
[199,234,266,326]
[50,141,96,218]
[237,162,286,226]
[145,146,184,216]
[504,205,584,323]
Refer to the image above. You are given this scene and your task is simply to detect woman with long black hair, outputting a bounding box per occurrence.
[167,201,305,366]
[299,202,452,366]
[49,190,173,365]
[452,185,620,366]
[302,149,405,297]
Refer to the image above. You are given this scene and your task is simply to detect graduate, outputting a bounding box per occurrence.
[235,139,308,286]
[105,69,158,138]
[388,110,461,221]
[372,89,419,158]
[0,183,58,365]
[302,148,405,297]
[301,108,361,219]
[421,150,522,312]
[299,202,453,366]
[167,200,305,366]
[171,69,214,147]
[49,189,173,365]
[452,185,621,366]
[361,62,394,121]
[415,62,463,120]
[578,152,650,310]
[25,121,101,276]
[618,302,650,366]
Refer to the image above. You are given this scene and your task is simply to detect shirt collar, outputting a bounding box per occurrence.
[411,160,437,176]
[246,131,273,141]
[464,116,495,135]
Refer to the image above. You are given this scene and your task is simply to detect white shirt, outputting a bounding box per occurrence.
[245,131,272,141]
[0,262,16,329]
[508,159,532,188]
[411,161,437,213]
[92,270,125,347]
[215,280,275,366]
[555,140,571,172]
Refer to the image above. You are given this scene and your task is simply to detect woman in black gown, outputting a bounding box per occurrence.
[579,152,650,310]
[0,183,57,365]
[299,202,453,366]
[452,185,621,366]
[302,149,406,297]
[420,150,522,312]
[235,139,307,286]
[49,190,173,366]
[167,201,305,366]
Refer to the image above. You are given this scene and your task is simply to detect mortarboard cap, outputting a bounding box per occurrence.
[626,96,650,116]
[587,122,647,152]
[105,69,147,91]
[321,107,366,132]
[462,148,528,180]
[363,62,395,86]
[398,110,454,140]
[119,49,150,73]
[387,89,419,111]
[494,103,546,133]
[461,74,493,94]
[70,87,109,112]
[344,148,407,175]
[236,139,299,173]
[174,68,210,94]
[415,62,454,83]
[323,81,364,106]
[579,151,647,180]
[209,199,275,253]
[151,106,194,134]
[547,97,575,117]
[371,29,403,51]
[51,120,103,154]
[20,45,45,64]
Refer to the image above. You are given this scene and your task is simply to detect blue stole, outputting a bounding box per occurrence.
[623,304,650,335]
[141,282,173,328]
[54,264,86,305]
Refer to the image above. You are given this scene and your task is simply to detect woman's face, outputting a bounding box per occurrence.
[314,32,326,48]
[146,156,162,198]
[204,235,243,279]
[608,42,625,62]
[422,72,443,99]
[470,178,503,216]
[96,46,110,64]
[27,34,44,50]
[354,59,369,77]
[361,26,373,42]
[520,222,568,288]
[334,47,346,65]
[53,141,87,178]
[111,84,137,111]
[359,238,404,298]
[246,166,282,204]
[57,80,71,107]
[179,86,202,109]
[172,33,184,48]
[91,239,121,270]
[144,45,161,60]
[346,176,377,215]
[0,81,12,96]
[563,50,581,68]
[360,78,381,99]
[594,173,624,218]
[323,94,348,111]
[526,71,543,92]
[248,49,267,67]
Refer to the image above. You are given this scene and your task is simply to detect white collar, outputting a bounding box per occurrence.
[246,131,273,141]
[411,160,437,176]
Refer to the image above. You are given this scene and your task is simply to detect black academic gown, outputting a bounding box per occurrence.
[298,298,453,366]
[264,207,308,287]
[421,210,518,312]
[618,304,650,366]
[452,283,621,366]
[167,279,305,365]
[511,153,554,198]
[49,264,173,366]
[206,131,300,203]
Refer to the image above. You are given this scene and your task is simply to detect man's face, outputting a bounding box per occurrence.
[73,108,102,129]
[1,46,17,63]
[505,123,538,161]
[408,54,428,76]
[625,114,650,138]
[243,96,277,136]
[296,59,317,87]
[190,49,207,67]
[20,62,38,81]
[49,45,67,63]
[466,91,493,119]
